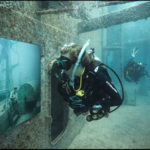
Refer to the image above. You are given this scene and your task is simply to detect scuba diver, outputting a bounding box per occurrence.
[124,47,150,83]
[50,40,123,121]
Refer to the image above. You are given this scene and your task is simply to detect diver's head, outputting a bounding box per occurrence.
[57,43,93,76]
[14,87,17,92]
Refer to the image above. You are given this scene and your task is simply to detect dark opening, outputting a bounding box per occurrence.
[51,64,69,142]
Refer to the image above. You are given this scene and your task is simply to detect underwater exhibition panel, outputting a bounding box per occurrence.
[0,37,41,136]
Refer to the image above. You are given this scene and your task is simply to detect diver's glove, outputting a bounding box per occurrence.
[69,95,88,116]
[69,95,85,109]
[58,77,76,97]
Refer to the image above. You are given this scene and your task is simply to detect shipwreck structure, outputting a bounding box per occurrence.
[78,1,150,34]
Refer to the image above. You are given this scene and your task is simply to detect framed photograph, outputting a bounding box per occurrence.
[0,37,41,136]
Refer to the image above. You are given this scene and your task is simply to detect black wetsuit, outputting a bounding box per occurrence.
[58,60,122,115]
[124,59,148,82]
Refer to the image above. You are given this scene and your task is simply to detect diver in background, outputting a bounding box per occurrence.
[50,41,122,121]
[124,47,150,83]
[8,87,20,125]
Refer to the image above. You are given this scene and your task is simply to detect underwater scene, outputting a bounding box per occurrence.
[0,1,150,149]
[65,1,150,149]
[0,37,41,137]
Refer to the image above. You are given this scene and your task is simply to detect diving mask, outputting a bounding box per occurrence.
[56,56,73,71]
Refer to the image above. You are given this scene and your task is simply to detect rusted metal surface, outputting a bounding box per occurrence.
[78,2,150,33]
[36,8,74,15]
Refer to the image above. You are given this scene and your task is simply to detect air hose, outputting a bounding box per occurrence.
[69,39,90,87]
[101,63,124,113]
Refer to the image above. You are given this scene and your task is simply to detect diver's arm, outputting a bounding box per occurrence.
[101,81,122,106]
[96,68,122,107]
[57,79,86,109]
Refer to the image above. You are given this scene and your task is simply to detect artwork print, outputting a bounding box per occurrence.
[0,37,41,136]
